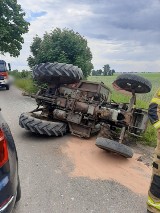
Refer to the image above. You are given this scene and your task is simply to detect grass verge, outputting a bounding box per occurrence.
[140,124,157,147]
[15,78,38,94]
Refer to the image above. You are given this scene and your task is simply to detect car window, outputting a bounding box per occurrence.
[0,64,7,72]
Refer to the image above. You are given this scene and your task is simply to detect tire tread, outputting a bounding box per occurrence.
[19,113,67,136]
[96,137,133,158]
[33,62,83,84]
[115,74,152,93]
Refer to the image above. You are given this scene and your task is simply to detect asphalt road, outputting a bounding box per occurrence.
[0,86,148,213]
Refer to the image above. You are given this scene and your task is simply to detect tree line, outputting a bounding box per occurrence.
[92,64,115,76]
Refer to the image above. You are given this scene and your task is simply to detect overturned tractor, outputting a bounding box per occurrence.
[19,62,152,158]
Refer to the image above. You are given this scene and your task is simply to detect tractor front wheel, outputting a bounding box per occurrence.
[113,74,152,93]
[96,137,133,158]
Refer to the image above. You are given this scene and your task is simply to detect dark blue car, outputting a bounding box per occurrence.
[0,110,21,212]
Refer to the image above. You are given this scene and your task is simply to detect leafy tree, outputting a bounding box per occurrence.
[112,69,115,75]
[103,64,110,76]
[27,35,42,67]
[28,28,93,78]
[108,69,112,76]
[103,65,116,76]
[0,0,29,56]
[92,70,97,76]
[30,35,42,58]
[97,69,102,75]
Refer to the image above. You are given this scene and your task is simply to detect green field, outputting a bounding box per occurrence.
[89,73,160,147]
[88,73,160,109]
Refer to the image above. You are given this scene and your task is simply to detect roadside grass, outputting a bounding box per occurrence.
[139,124,157,147]
[14,72,160,147]
[15,78,38,94]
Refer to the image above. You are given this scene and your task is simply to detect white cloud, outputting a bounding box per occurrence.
[1,0,160,72]
[88,38,160,72]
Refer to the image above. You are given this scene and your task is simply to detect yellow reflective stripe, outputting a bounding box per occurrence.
[153,120,160,129]
[151,98,160,105]
[147,196,160,210]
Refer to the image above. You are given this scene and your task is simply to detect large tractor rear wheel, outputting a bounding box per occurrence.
[33,62,83,85]
[19,113,67,136]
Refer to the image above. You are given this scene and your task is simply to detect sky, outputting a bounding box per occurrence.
[1,0,160,72]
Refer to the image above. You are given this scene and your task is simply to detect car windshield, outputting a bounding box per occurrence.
[0,63,7,72]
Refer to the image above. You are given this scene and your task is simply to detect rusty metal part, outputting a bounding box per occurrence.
[67,112,82,124]
[97,109,111,120]
[87,105,95,115]
[128,93,136,112]
[91,124,101,135]
[66,99,75,110]
[98,123,112,139]
[60,87,78,99]
[34,95,55,104]
[97,108,123,122]
[53,109,66,120]
[69,122,91,138]
[77,80,111,93]
[41,108,49,118]
[119,127,126,143]
[56,97,66,108]
[122,112,132,125]
[74,102,89,113]
[129,109,148,135]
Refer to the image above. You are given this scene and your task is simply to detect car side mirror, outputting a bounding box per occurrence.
[8,63,11,71]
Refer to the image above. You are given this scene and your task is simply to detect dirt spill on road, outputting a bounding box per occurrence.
[61,136,151,195]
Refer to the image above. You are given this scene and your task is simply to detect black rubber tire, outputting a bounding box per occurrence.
[6,85,9,90]
[19,112,67,136]
[33,62,83,85]
[96,137,133,158]
[114,74,152,93]
[16,176,21,202]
